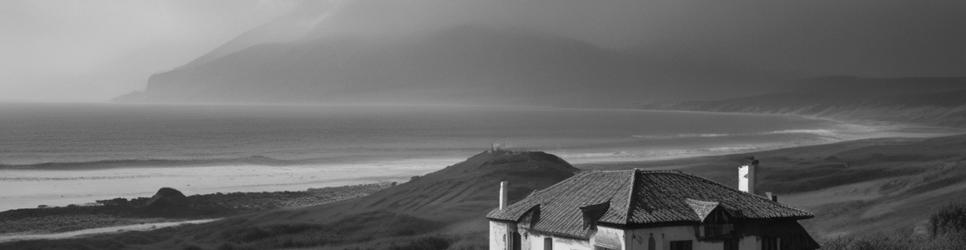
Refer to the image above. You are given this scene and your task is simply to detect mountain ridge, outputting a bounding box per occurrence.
[117,25,782,106]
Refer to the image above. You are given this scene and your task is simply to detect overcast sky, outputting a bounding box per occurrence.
[0,0,300,102]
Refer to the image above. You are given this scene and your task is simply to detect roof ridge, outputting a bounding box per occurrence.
[633,169,685,173]
[623,169,639,224]
[662,170,815,217]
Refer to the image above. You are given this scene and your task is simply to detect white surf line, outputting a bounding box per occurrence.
[0,218,219,243]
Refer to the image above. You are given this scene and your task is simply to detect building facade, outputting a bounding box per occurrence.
[487,160,818,250]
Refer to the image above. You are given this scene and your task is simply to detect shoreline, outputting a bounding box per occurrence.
[639,107,966,134]
[0,183,390,243]
[575,136,928,170]
[2,108,962,212]
[0,218,219,243]
[2,114,961,212]
[3,133,965,244]
[3,107,964,244]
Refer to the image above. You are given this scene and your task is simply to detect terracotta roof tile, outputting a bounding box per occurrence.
[487,170,813,238]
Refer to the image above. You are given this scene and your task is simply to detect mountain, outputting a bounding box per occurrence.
[178,1,333,69]
[117,0,966,106]
[646,76,966,126]
[117,25,775,106]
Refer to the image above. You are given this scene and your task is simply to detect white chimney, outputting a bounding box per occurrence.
[499,181,508,210]
[738,157,759,194]
[766,192,778,202]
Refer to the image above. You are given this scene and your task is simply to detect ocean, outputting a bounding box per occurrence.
[0,103,948,211]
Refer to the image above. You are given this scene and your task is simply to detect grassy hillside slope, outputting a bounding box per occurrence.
[588,134,966,241]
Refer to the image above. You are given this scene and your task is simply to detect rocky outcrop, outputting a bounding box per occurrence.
[144,187,188,209]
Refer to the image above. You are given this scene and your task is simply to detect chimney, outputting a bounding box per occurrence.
[738,157,759,194]
[499,181,508,210]
[766,192,778,202]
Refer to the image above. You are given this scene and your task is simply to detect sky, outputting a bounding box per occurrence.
[0,0,300,102]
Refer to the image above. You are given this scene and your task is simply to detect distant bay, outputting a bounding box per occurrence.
[0,103,958,211]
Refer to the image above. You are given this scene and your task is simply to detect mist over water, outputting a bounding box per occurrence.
[0,103,953,210]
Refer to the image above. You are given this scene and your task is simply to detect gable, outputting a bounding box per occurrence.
[487,170,814,239]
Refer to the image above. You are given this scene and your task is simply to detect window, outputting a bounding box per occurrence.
[594,246,617,250]
[669,240,693,250]
[543,237,552,250]
[703,223,735,238]
[762,236,780,250]
[724,239,738,250]
[508,232,521,250]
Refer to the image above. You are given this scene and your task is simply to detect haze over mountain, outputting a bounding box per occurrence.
[118,0,966,106]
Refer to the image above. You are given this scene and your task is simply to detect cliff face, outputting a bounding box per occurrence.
[648,77,966,126]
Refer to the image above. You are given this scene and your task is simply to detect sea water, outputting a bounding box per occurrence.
[0,103,948,211]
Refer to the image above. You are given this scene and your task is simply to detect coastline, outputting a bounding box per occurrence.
[3,109,962,213]
[3,107,965,245]
[566,107,966,166]
[0,183,389,243]
[0,219,219,243]
[2,121,965,245]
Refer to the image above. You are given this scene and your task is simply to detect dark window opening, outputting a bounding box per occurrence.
[703,223,735,238]
[511,232,521,250]
[544,237,552,250]
[670,240,693,250]
[762,236,780,250]
[724,238,739,250]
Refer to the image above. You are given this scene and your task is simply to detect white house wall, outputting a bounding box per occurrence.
[626,226,763,250]
[490,221,510,250]
[492,220,767,250]
[524,230,592,250]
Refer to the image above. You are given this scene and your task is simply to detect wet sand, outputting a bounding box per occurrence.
[0,218,219,243]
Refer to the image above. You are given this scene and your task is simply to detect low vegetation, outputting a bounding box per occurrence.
[822,203,966,250]
[0,183,389,236]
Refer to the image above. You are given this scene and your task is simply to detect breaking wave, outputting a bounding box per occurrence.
[632,129,841,140]
[0,156,303,170]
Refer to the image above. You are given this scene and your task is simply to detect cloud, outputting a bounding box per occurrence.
[0,0,298,102]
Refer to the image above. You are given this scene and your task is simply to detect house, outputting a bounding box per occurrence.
[486,159,819,250]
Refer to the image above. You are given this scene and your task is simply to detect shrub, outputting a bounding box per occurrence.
[930,203,966,236]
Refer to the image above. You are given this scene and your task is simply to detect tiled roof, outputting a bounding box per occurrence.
[487,170,813,239]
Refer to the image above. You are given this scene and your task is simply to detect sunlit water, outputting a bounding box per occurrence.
[0,103,956,211]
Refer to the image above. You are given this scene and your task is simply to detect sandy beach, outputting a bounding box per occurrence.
[0,219,219,243]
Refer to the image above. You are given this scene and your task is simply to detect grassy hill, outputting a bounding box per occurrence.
[587,134,966,241]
